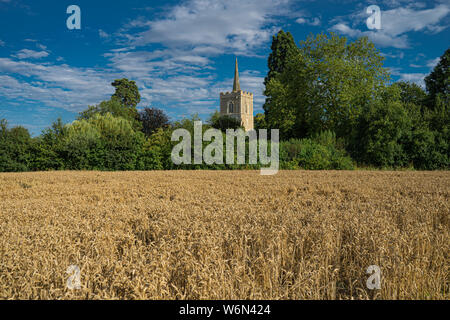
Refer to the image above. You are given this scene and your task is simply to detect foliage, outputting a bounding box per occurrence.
[79,99,141,131]
[280,131,354,170]
[209,111,242,132]
[139,107,170,137]
[0,120,33,172]
[111,78,141,109]
[424,47,449,109]
[263,30,298,126]
[62,114,146,170]
[393,81,427,107]
[350,87,411,168]
[263,30,298,88]
[254,113,267,130]
[264,33,390,140]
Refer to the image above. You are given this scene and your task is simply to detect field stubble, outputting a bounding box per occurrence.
[0,170,448,299]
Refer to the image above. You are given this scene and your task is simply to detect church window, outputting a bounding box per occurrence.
[228,102,234,113]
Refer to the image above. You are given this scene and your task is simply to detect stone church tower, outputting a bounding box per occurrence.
[220,58,254,131]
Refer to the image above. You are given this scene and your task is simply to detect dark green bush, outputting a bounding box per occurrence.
[280,131,354,170]
[0,121,33,172]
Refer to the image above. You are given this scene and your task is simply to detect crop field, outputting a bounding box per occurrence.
[0,171,448,300]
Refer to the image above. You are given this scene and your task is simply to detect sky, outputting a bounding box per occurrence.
[0,0,449,135]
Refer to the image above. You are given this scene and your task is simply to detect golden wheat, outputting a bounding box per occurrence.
[0,171,448,300]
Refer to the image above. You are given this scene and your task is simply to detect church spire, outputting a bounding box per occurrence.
[233,57,241,92]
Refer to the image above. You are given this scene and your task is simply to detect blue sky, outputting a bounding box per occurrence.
[0,0,449,135]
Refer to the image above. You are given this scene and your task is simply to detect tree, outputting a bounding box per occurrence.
[264,30,298,87]
[393,81,427,107]
[264,32,390,140]
[63,113,146,170]
[350,86,412,168]
[79,99,141,131]
[424,47,449,109]
[139,107,170,137]
[0,120,33,172]
[254,113,267,130]
[111,78,141,109]
[208,111,242,132]
[263,30,298,119]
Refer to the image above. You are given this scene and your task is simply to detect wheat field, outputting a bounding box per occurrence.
[0,170,448,300]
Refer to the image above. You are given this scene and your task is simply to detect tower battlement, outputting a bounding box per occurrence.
[220,91,253,96]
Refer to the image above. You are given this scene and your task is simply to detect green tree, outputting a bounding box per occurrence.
[63,113,145,170]
[424,47,449,109]
[0,120,33,172]
[79,99,141,131]
[264,30,298,87]
[393,81,427,107]
[254,113,267,130]
[263,30,298,120]
[29,118,67,171]
[350,86,412,168]
[139,107,170,137]
[264,33,390,141]
[208,111,242,132]
[111,78,141,109]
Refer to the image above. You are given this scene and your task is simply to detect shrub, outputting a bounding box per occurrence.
[209,111,242,132]
[350,98,412,168]
[63,114,145,170]
[0,120,33,172]
[280,132,354,170]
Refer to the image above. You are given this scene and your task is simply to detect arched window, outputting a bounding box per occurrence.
[228,102,234,113]
[245,104,248,114]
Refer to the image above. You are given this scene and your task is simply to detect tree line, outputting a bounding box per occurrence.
[0,32,448,172]
[257,31,448,170]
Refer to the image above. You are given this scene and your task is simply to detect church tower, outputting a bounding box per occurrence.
[220,58,254,131]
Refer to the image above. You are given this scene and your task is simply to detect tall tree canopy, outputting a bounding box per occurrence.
[80,79,142,131]
[111,78,141,109]
[263,30,298,118]
[424,47,449,109]
[139,107,170,137]
[264,32,390,140]
[208,111,242,132]
[78,98,141,131]
[264,30,298,87]
[393,81,427,107]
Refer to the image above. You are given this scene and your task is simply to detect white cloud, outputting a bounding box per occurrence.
[0,40,5,47]
[13,49,49,59]
[377,5,449,36]
[381,51,405,59]
[99,29,110,39]
[389,67,428,87]
[122,0,288,55]
[296,16,321,26]
[330,4,450,49]
[310,17,321,26]
[426,57,440,68]
[0,58,115,111]
[397,72,428,87]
